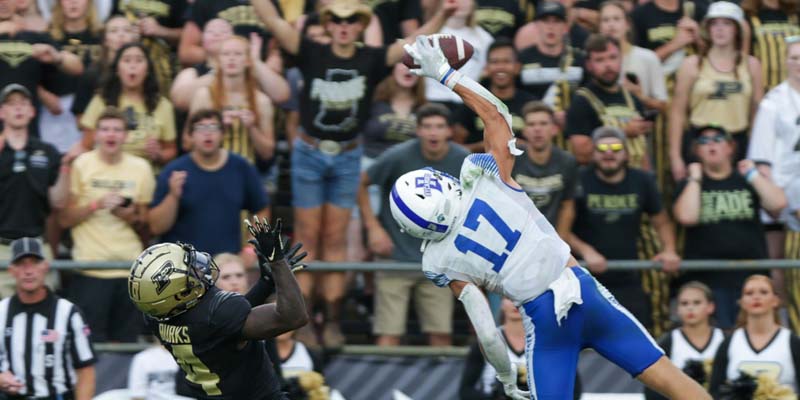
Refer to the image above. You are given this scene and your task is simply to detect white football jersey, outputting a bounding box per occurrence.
[422,154,571,305]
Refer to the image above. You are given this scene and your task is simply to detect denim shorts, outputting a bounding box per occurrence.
[291,137,363,209]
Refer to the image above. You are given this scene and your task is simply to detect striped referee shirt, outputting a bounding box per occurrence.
[0,290,96,397]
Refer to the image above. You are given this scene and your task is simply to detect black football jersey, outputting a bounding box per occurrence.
[146,287,283,399]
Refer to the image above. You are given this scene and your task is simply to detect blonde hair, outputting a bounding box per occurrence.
[49,0,102,41]
[736,274,782,328]
[213,253,244,268]
[210,36,261,127]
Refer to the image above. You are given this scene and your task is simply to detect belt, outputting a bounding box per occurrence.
[298,131,359,156]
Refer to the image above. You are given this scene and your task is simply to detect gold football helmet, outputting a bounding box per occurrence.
[128,242,219,320]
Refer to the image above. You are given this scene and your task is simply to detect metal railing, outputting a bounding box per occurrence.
[6,258,800,355]
[2,259,800,271]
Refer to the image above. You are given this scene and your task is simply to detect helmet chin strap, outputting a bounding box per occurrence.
[420,239,430,252]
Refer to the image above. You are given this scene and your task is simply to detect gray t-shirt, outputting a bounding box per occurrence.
[366,139,470,262]
[511,147,578,225]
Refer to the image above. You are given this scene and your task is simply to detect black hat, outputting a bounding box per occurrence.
[10,237,45,264]
[0,84,32,104]
[692,124,731,139]
[535,2,567,21]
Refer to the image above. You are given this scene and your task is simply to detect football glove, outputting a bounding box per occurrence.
[403,35,462,89]
[246,217,308,282]
[497,363,531,400]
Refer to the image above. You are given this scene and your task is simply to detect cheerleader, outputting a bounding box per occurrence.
[645,281,724,400]
[709,275,800,398]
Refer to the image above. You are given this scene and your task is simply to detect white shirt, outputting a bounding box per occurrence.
[726,327,797,393]
[127,346,179,400]
[669,328,725,371]
[748,81,800,189]
[422,154,571,305]
[424,25,494,104]
[280,341,315,377]
[36,0,113,22]
[623,46,669,102]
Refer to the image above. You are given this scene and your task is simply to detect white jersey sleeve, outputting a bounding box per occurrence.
[422,154,572,305]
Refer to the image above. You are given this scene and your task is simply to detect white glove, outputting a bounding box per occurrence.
[497,363,531,400]
[403,35,463,89]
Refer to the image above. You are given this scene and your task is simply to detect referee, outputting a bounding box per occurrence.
[0,238,96,399]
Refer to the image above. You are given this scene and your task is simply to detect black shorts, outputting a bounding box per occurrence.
[66,274,142,342]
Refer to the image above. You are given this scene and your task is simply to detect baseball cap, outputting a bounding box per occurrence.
[591,126,626,143]
[0,84,32,104]
[692,124,731,139]
[535,2,567,21]
[10,237,45,264]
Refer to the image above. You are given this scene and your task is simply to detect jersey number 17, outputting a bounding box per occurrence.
[454,198,521,272]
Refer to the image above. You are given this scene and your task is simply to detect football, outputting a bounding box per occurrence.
[402,34,474,71]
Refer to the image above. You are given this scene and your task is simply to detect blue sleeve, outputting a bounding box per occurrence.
[466,153,500,176]
[150,167,171,208]
[243,161,269,212]
[424,271,452,288]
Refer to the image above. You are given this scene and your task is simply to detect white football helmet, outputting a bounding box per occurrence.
[390,167,462,241]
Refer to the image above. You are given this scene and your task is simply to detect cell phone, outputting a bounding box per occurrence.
[642,109,660,122]
[625,72,639,85]
[120,197,133,208]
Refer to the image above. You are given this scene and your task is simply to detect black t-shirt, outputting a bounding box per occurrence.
[518,45,585,99]
[675,173,768,286]
[631,1,706,51]
[569,24,590,49]
[0,137,61,239]
[371,0,421,45]
[297,38,390,141]
[362,101,417,159]
[70,62,103,115]
[564,81,645,138]
[455,88,537,142]
[0,31,60,107]
[46,30,102,96]
[511,147,579,225]
[190,0,273,47]
[114,0,188,29]
[147,287,282,399]
[574,0,600,11]
[475,0,527,39]
[573,167,662,286]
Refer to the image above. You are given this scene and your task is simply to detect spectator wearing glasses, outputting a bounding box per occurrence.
[568,127,680,333]
[252,0,457,347]
[80,42,176,170]
[148,109,270,258]
[673,125,786,328]
[669,1,764,181]
[60,107,155,342]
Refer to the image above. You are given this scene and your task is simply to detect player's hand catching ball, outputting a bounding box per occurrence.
[404,35,452,82]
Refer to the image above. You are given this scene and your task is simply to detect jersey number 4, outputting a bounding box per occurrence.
[454,198,521,272]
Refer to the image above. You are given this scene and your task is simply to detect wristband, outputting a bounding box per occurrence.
[745,168,759,184]
[439,67,462,90]
[60,164,70,174]
[89,200,99,212]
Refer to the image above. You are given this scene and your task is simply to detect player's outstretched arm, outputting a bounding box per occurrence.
[242,218,309,339]
[404,36,521,185]
[449,280,530,400]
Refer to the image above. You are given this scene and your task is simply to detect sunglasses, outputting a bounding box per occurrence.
[595,143,624,153]
[193,123,221,133]
[697,134,728,145]
[331,15,360,24]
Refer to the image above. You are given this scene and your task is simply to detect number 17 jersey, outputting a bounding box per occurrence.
[422,154,571,305]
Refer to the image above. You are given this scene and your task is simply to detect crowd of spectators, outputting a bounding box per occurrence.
[1,0,800,396]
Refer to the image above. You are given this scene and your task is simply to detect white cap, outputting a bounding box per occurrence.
[704,1,744,23]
